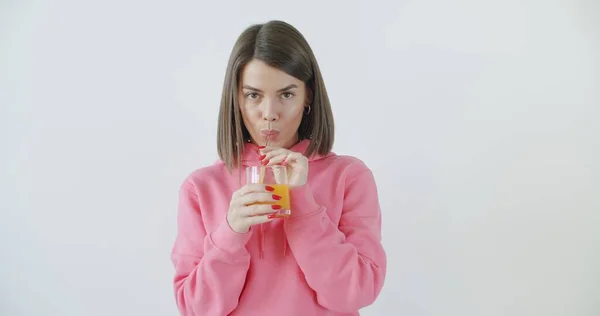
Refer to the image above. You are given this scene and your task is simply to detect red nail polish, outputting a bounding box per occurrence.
[259,155,266,160]
[271,205,281,210]
[262,160,269,165]
[259,146,266,149]
[265,186,275,192]
[268,214,276,219]
[272,194,281,200]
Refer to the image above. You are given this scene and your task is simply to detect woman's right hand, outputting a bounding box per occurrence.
[227,184,280,233]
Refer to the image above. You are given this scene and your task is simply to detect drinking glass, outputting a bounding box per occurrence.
[245,165,291,218]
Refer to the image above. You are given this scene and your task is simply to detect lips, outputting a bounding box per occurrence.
[260,130,280,140]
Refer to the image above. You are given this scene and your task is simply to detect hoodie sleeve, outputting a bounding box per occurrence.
[171,180,252,316]
[283,162,387,313]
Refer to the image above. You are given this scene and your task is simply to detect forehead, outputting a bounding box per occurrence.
[240,59,303,90]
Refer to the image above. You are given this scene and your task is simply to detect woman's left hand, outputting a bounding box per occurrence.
[259,147,308,188]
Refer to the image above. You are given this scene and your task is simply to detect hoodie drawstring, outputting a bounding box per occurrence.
[259,223,265,259]
[282,218,288,256]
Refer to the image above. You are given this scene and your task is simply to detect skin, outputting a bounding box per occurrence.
[227,59,311,233]
[239,58,306,149]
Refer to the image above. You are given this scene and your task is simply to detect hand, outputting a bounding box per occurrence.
[227,184,280,233]
[259,147,309,188]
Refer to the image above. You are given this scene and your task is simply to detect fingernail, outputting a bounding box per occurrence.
[259,154,266,160]
[259,146,266,149]
[261,159,269,165]
[268,214,276,219]
[272,194,281,200]
[271,205,281,210]
[265,186,275,192]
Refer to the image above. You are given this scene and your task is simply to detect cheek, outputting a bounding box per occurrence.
[284,99,305,117]
[294,108,304,121]
[239,104,256,131]
[285,105,305,126]
[240,103,260,120]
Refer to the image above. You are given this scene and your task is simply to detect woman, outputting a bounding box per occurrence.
[171,20,386,316]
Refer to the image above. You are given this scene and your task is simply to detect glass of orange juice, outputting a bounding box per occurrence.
[245,165,291,218]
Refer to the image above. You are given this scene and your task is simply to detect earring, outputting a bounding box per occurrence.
[304,104,311,115]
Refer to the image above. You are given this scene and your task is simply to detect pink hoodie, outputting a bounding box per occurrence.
[171,140,386,315]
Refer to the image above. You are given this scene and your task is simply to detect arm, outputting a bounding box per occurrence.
[171,181,251,316]
[283,164,387,313]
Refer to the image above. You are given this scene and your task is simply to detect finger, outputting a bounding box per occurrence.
[262,149,290,164]
[244,214,275,226]
[285,152,298,162]
[262,148,289,159]
[243,204,279,217]
[270,152,306,166]
[258,146,279,154]
[266,152,291,165]
[236,184,273,197]
[237,192,278,206]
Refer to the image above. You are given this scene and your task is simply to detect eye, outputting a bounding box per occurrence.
[281,92,294,99]
[246,93,260,100]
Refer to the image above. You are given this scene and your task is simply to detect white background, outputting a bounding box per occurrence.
[1,0,599,315]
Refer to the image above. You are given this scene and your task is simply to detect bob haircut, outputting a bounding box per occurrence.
[216,20,334,171]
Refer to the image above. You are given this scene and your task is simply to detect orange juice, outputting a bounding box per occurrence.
[257,184,290,218]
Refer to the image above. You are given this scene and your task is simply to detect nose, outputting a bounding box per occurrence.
[262,98,278,122]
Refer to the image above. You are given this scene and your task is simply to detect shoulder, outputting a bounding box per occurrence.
[316,153,374,180]
[179,161,229,193]
[315,154,379,200]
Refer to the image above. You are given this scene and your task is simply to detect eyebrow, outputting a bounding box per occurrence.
[242,84,298,93]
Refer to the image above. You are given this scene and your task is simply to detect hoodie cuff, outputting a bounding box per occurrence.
[209,216,252,257]
[289,184,322,218]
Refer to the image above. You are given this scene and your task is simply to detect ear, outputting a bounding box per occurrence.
[305,82,314,105]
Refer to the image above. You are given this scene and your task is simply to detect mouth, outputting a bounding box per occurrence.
[260,129,280,141]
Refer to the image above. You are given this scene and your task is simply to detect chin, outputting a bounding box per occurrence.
[276,138,299,148]
[252,134,297,148]
[260,139,285,147]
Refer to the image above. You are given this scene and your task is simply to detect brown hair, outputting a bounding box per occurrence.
[217,20,335,172]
